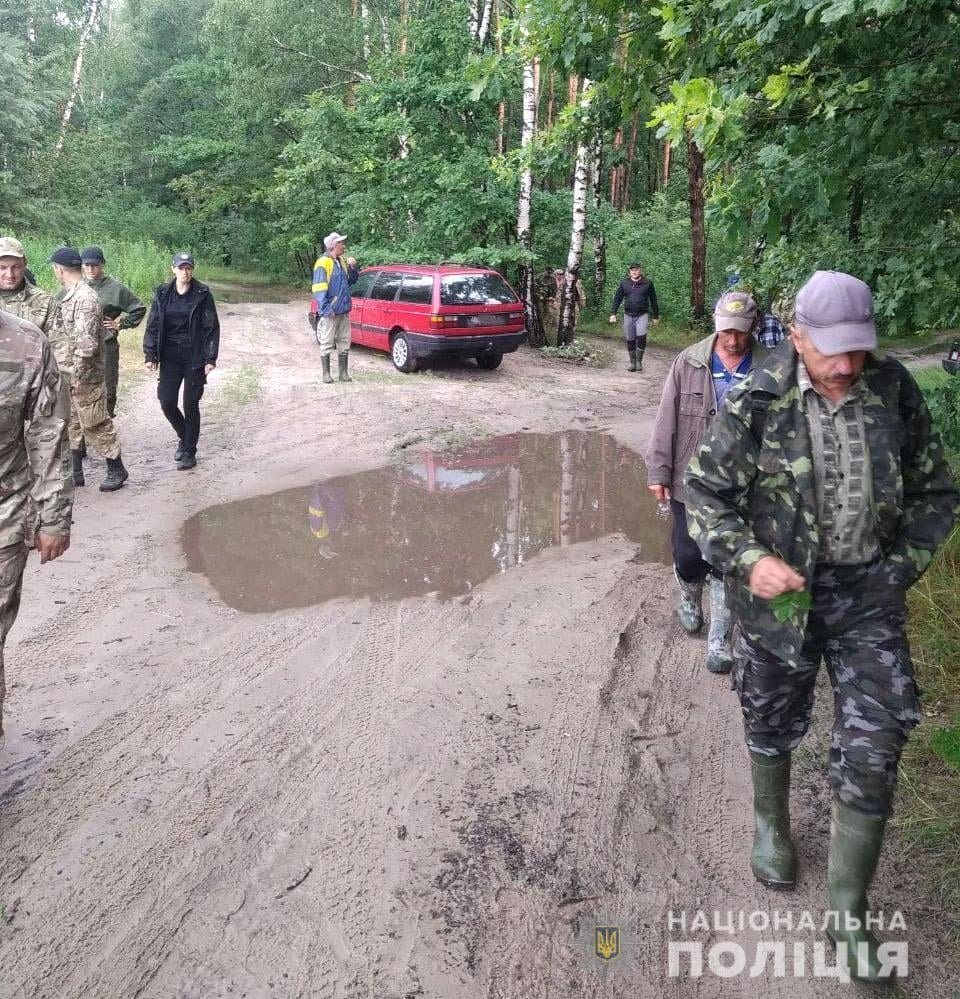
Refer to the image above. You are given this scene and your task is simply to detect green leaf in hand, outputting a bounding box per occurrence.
[768,590,812,623]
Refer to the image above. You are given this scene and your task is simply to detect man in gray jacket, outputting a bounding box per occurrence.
[646,291,767,671]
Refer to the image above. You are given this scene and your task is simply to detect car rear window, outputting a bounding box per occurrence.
[370,272,404,301]
[440,274,518,306]
[398,274,435,305]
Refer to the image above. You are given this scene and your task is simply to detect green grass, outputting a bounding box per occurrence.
[577,312,702,350]
[216,363,263,406]
[13,234,170,302]
[898,526,960,935]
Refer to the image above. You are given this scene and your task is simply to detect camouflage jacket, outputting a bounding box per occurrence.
[0,282,71,375]
[685,342,960,666]
[0,311,73,545]
[58,281,105,385]
[85,275,147,342]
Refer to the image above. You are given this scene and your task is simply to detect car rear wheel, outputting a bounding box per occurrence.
[391,332,418,373]
[476,353,503,370]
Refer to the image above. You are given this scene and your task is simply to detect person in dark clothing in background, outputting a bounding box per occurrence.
[609,263,660,372]
[143,252,220,471]
[81,246,147,418]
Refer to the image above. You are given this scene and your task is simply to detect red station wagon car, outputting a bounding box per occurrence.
[309,264,527,372]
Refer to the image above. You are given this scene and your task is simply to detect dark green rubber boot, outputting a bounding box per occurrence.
[749,751,796,889]
[826,799,890,982]
[627,345,637,371]
[321,355,334,384]
[338,352,352,382]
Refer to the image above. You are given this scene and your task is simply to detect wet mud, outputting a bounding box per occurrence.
[182,431,671,611]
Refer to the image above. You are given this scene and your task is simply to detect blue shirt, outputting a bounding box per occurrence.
[711,350,752,407]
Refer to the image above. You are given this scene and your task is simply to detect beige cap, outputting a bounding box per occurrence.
[714,290,758,333]
[0,236,26,259]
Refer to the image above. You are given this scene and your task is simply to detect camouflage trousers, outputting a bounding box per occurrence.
[102,336,120,416]
[0,544,28,737]
[732,558,922,817]
[69,379,121,459]
[318,314,351,357]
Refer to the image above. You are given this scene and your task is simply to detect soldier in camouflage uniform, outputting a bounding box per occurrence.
[49,247,129,492]
[685,271,959,981]
[0,309,73,741]
[80,246,146,419]
[0,237,69,367]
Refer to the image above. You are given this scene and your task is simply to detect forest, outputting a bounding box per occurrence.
[2,0,959,345]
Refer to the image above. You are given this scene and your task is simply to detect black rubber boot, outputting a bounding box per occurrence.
[71,449,85,487]
[627,345,637,371]
[338,352,352,383]
[321,355,334,384]
[79,438,87,459]
[749,752,797,889]
[175,439,186,463]
[826,799,890,982]
[635,344,645,372]
[100,454,129,492]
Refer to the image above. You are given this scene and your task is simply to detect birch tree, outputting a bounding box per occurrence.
[556,80,592,347]
[55,0,103,156]
[516,20,544,347]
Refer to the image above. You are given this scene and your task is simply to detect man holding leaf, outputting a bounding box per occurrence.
[685,270,959,982]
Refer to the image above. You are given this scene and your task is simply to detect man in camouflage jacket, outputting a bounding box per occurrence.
[0,237,69,366]
[685,271,959,982]
[50,247,129,492]
[0,309,73,740]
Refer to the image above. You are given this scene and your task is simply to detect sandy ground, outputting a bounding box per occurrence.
[0,302,956,998]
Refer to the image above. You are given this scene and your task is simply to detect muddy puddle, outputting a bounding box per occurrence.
[182,431,671,611]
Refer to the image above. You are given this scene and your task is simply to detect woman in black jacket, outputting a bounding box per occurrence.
[143,252,220,470]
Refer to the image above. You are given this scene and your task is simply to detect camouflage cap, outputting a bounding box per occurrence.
[714,290,758,333]
[795,270,877,355]
[0,236,26,259]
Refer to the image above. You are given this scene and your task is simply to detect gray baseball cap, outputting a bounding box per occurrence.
[323,231,347,251]
[714,290,758,333]
[795,270,877,355]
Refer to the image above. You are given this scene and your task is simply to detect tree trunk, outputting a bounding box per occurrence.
[55,0,103,156]
[623,110,639,206]
[609,126,624,208]
[557,81,592,347]
[476,0,493,48]
[592,130,606,307]
[687,132,706,323]
[494,0,505,155]
[517,54,544,346]
[848,180,864,243]
[661,138,673,190]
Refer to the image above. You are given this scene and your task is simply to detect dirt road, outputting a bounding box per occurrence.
[0,301,955,998]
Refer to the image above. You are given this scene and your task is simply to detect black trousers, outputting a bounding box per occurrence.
[670,499,715,583]
[158,358,206,454]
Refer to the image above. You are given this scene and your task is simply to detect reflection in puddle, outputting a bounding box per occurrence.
[182,432,671,611]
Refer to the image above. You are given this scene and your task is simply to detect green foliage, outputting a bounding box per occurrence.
[768,589,812,624]
[13,234,171,302]
[923,372,960,454]
[540,337,606,366]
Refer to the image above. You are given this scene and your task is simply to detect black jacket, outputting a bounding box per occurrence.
[611,276,659,318]
[144,279,220,367]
